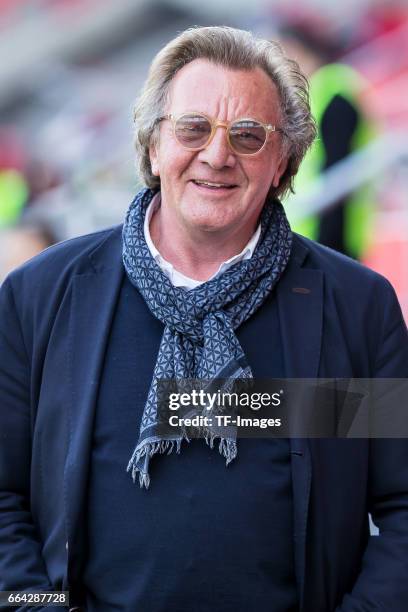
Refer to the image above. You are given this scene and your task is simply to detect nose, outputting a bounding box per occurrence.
[197,125,236,170]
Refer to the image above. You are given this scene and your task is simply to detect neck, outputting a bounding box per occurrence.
[150,206,258,281]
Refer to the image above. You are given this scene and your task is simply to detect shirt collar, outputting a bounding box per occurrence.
[144,192,261,290]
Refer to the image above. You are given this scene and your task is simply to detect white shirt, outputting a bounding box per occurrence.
[144,193,261,290]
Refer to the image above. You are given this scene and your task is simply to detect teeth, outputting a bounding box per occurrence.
[194,180,233,188]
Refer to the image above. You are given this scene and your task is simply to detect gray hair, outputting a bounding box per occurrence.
[133,25,316,199]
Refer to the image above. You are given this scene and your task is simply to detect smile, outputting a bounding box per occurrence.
[192,180,237,189]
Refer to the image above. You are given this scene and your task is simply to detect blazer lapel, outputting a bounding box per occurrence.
[277,245,324,379]
[277,236,324,611]
[64,229,124,587]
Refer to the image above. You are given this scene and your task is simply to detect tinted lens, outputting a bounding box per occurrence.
[174,114,212,149]
[229,120,267,153]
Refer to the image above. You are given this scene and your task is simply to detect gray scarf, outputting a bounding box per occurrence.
[122,188,292,488]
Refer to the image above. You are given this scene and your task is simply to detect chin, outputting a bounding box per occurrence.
[183,202,239,230]
[184,211,238,234]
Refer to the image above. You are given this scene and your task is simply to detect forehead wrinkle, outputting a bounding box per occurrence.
[225,96,262,121]
[167,60,282,124]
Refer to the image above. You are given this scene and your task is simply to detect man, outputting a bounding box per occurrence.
[0,26,407,612]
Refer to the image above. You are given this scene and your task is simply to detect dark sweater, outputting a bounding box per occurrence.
[83,275,298,612]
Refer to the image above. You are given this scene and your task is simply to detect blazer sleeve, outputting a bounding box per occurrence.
[0,277,65,612]
[336,277,408,611]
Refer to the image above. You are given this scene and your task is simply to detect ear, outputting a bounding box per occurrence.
[149,141,160,177]
[272,155,288,188]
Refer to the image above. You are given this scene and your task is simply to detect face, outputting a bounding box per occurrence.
[149,59,287,239]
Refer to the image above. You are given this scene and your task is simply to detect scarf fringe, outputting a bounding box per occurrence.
[126,438,184,489]
[218,437,238,465]
[127,433,237,488]
[203,430,237,465]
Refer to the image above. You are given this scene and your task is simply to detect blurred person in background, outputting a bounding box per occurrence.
[0,25,407,612]
[280,17,376,260]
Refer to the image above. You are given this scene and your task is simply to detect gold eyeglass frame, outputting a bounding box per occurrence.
[158,112,283,156]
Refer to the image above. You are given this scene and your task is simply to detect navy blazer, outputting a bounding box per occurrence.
[0,224,407,612]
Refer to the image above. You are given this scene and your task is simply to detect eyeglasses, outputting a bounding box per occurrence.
[158,112,283,156]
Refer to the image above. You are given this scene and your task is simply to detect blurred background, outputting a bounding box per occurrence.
[0,0,407,320]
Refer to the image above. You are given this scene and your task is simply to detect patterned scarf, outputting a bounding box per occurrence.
[123,188,292,488]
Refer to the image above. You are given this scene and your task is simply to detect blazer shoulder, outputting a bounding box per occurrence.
[1,225,124,357]
[292,232,395,295]
[4,224,123,294]
[292,234,407,376]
